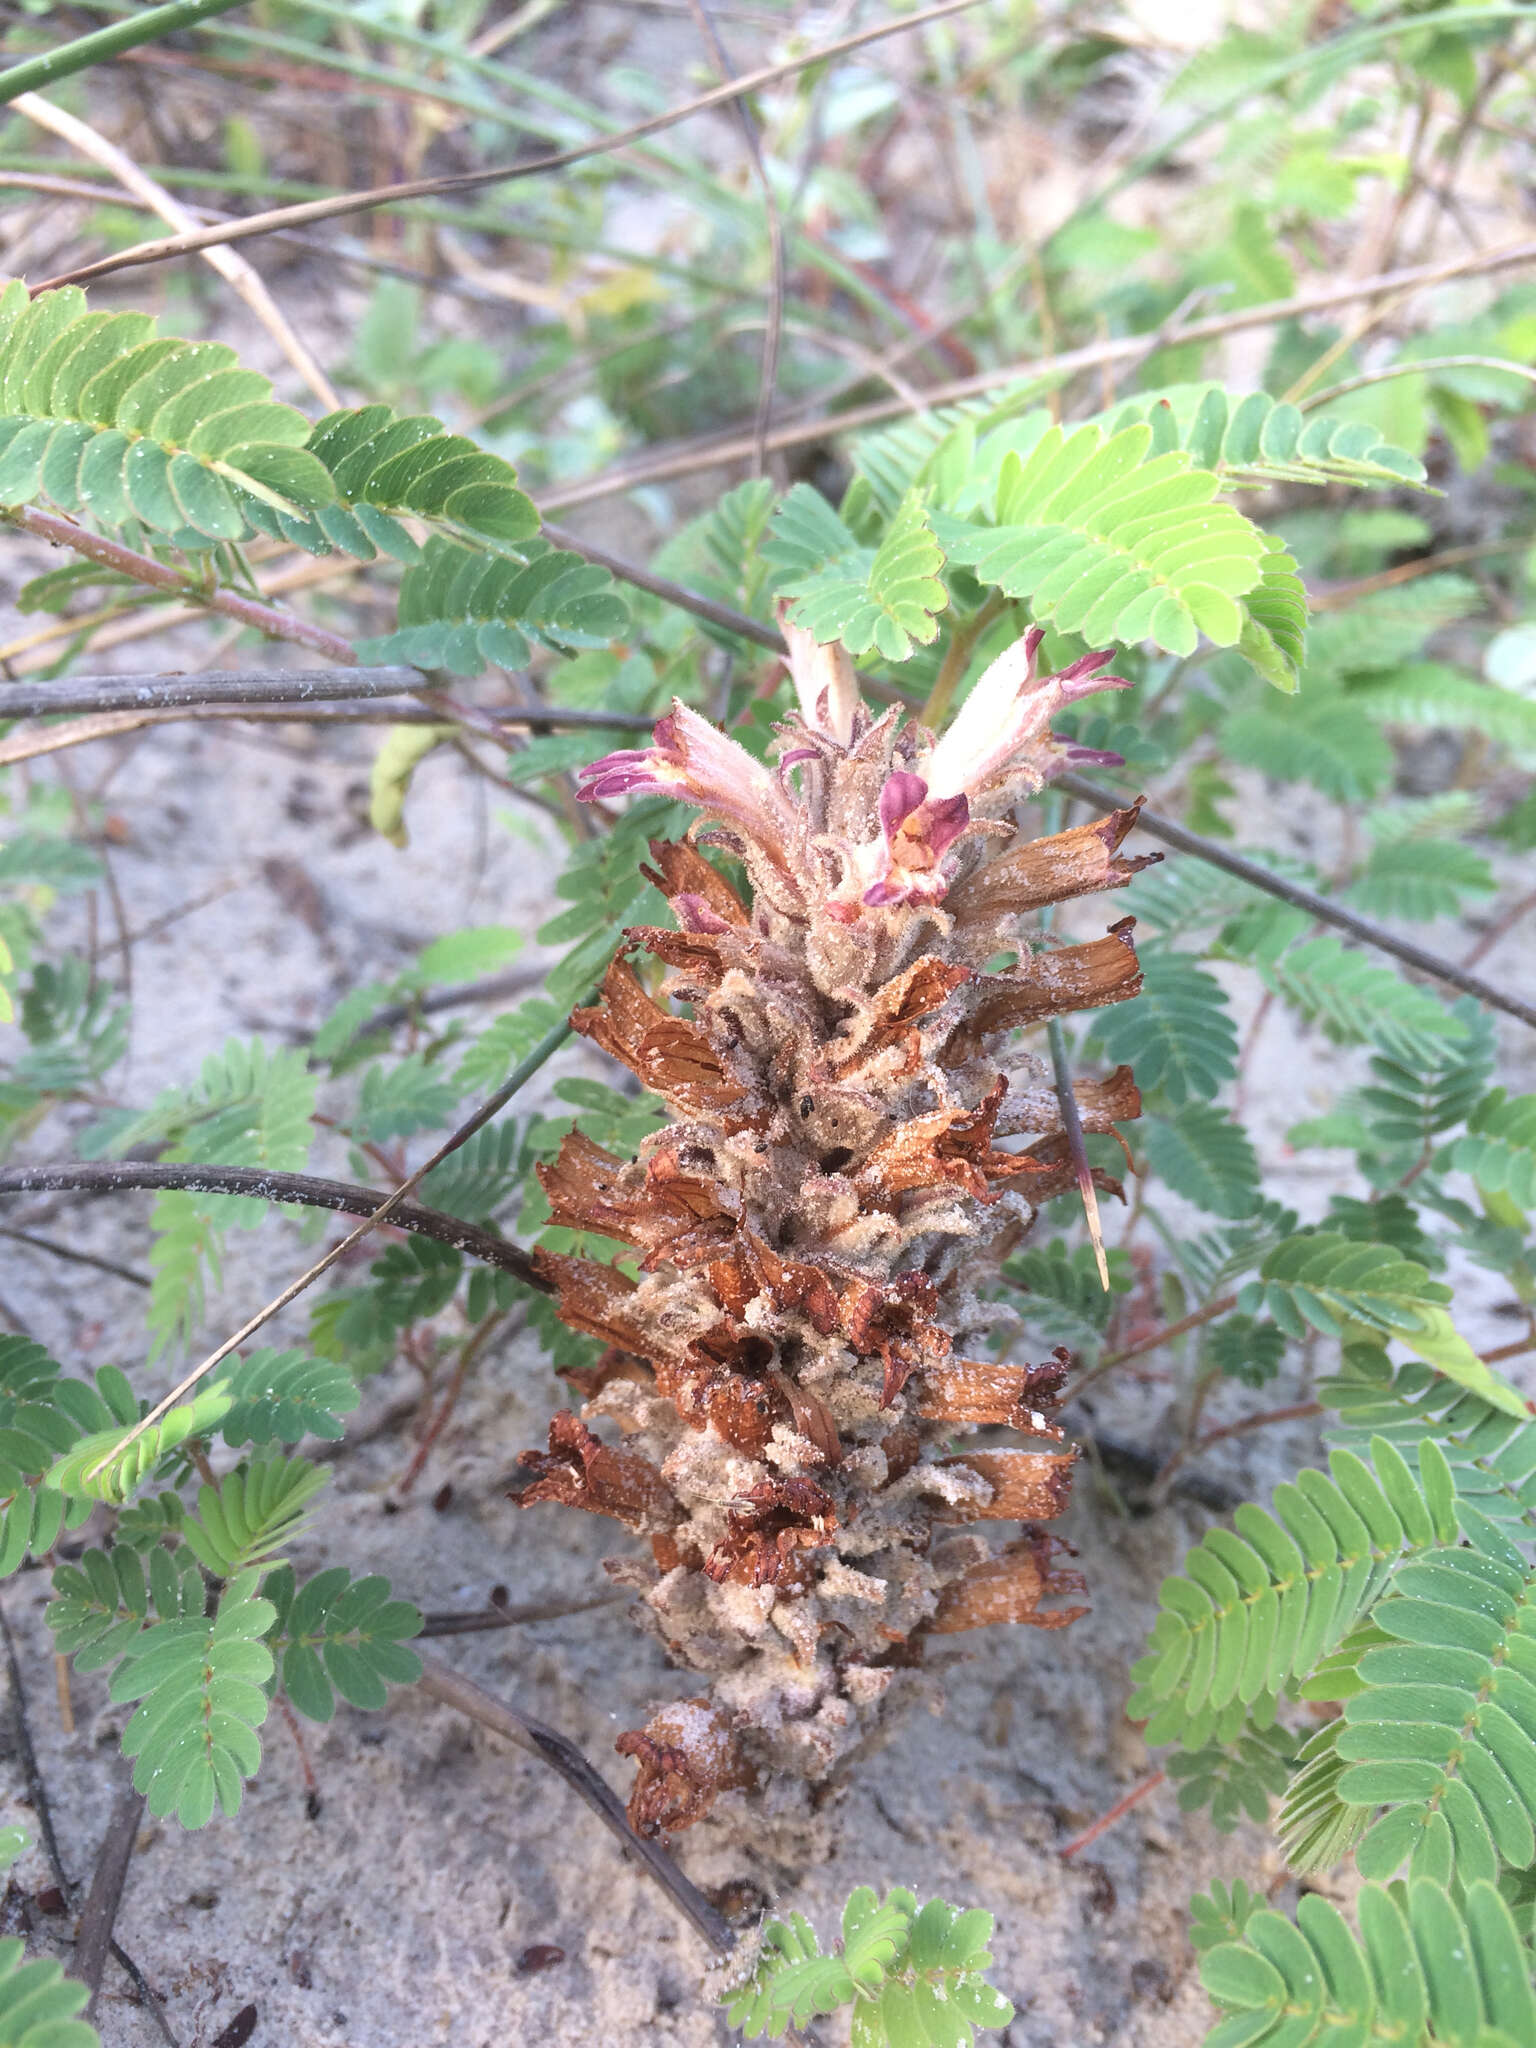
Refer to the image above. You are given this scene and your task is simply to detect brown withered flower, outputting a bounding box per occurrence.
[517,621,1155,1841]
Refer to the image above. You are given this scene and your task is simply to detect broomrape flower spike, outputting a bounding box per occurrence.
[528,621,1155,1845]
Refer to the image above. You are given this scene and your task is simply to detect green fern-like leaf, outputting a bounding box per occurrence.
[1107,385,1427,489]
[218,1349,359,1446]
[1346,838,1497,923]
[1205,1314,1288,1387]
[1128,1437,1454,1747]
[1236,540,1307,692]
[1087,948,1239,1104]
[1166,1718,1297,1829]
[180,1457,328,1577]
[417,1122,523,1223]
[1166,1199,1302,1298]
[936,420,1271,655]
[46,1383,234,1506]
[358,534,629,673]
[1188,1878,1265,1954]
[47,1537,204,1670]
[109,1568,275,1827]
[1304,577,1482,680]
[0,1335,103,1576]
[0,1936,99,2047]
[247,401,539,557]
[1453,1090,1536,1211]
[1142,1103,1262,1218]
[1199,1879,1536,2048]
[1223,687,1395,801]
[1256,934,1468,1067]
[1002,1240,1132,1350]
[764,486,949,660]
[0,278,332,541]
[1324,1348,1536,1540]
[1233,1237,1520,1426]
[264,1563,423,1720]
[1350,660,1536,751]
[1297,1541,1536,1885]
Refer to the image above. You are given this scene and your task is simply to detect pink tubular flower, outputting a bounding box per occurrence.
[779,606,860,747]
[577,701,798,865]
[860,770,971,908]
[923,629,1131,803]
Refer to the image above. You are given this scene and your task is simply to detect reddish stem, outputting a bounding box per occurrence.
[9,506,356,663]
[1059,1768,1166,1860]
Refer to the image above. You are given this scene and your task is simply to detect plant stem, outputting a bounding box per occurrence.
[6,508,355,662]
[918,593,1004,728]
[0,1163,549,1288]
[0,0,249,105]
[1058,1768,1166,1861]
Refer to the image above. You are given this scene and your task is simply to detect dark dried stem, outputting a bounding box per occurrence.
[0,1223,149,1288]
[0,667,659,727]
[71,1784,145,2011]
[413,1654,735,1955]
[0,1163,550,1292]
[1071,1295,1240,1401]
[1055,773,1536,1032]
[416,1590,630,1636]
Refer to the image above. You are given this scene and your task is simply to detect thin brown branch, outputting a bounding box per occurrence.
[535,236,1536,512]
[1055,774,1536,1033]
[0,1223,149,1288]
[5,508,356,663]
[417,1590,630,1636]
[34,0,989,293]
[0,666,658,725]
[70,1784,145,2011]
[12,92,337,408]
[686,0,787,475]
[0,1163,550,1291]
[1058,1767,1166,1860]
[413,1654,735,1955]
[1069,1295,1240,1403]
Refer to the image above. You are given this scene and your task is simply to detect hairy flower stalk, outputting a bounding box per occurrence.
[516,621,1156,1841]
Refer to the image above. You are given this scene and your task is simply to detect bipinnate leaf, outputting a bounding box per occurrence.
[265,1564,423,1721]
[767,487,949,660]
[219,1349,360,1446]
[936,420,1270,656]
[0,277,331,542]
[110,1569,276,1828]
[358,534,629,673]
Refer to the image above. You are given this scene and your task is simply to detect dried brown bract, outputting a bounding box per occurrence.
[517,621,1151,1840]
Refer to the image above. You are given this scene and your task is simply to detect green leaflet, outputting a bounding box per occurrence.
[1128,1437,1453,1747]
[1141,1103,1262,1219]
[723,1886,1012,2047]
[110,1568,276,1828]
[937,421,1270,657]
[1087,947,1239,1104]
[357,534,630,673]
[0,277,331,541]
[264,1564,423,1721]
[0,1936,98,2047]
[246,402,539,558]
[1454,1090,1536,1211]
[763,486,949,661]
[1106,384,1427,490]
[1200,1880,1536,2048]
